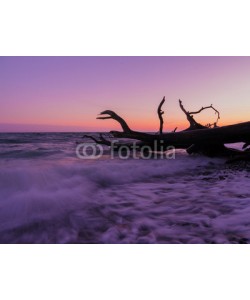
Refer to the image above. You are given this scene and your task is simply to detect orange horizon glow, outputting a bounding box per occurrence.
[1,117,248,133]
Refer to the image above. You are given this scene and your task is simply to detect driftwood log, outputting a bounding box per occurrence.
[83,97,250,161]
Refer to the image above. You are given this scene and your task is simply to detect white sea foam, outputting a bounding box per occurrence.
[0,134,249,243]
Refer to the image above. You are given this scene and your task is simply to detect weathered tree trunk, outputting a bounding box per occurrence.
[83,98,250,160]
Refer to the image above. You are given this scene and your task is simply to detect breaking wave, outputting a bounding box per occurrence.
[0,133,250,243]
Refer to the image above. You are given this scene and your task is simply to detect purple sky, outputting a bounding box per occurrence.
[1,56,250,132]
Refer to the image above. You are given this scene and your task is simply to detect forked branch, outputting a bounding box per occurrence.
[97,110,131,133]
[179,100,221,130]
[82,134,111,146]
[179,100,205,130]
[189,104,220,127]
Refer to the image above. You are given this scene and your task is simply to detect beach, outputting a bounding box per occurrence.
[0,133,249,243]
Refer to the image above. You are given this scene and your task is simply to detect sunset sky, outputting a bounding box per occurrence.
[1,56,250,132]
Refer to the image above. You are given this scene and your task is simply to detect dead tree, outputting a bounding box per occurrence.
[83,97,250,160]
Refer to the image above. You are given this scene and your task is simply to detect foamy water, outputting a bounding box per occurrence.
[0,133,250,243]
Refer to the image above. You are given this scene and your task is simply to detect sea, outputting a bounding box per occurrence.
[0,132,250,244]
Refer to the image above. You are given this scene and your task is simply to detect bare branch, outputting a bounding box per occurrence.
[82,134,99,143]
[179,100,205,130]
[189,104,220,127]
[99,133,111,144]
[157,97,165,134]
[178,100,221,130]
[82,134,111,146]
[97,116,112,120]
[97,110,131,133]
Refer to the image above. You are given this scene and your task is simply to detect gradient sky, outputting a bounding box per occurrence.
[1,56,250,132]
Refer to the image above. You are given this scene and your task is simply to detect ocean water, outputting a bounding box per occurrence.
[0,133,250,244]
